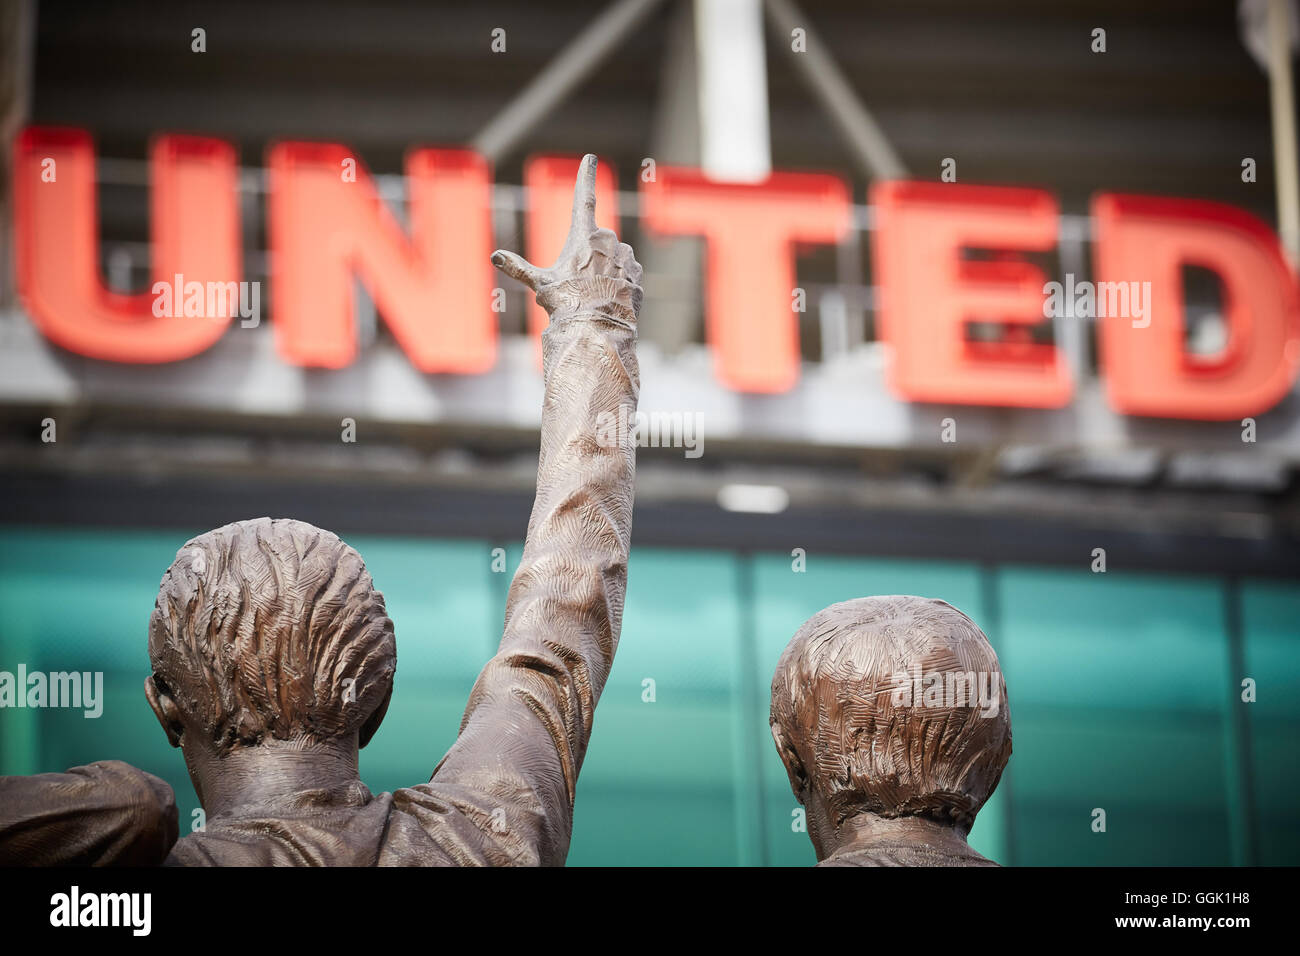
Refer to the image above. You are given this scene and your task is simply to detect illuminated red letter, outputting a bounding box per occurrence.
[871,180,1069,408]
[1093,193,1300,419]
[14,127,240,362]
[267,143,495,373]
[524,154,619,347]
[642,168,851,392]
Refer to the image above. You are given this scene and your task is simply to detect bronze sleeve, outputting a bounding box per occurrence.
[0,761,178,865]
[428,301,639,866]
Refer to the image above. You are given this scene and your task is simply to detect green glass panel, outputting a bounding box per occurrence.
[997,568,1233,865]
[1240,581,1300,866]
[568,548,748,865]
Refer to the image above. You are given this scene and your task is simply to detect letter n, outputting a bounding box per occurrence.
[14,127,240,361]
[267,143,496,372]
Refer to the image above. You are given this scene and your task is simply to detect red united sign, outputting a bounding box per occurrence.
[13,126,1300,421]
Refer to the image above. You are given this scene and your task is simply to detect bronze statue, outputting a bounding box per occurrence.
[769,595,1012,866]
[0,154,643,866]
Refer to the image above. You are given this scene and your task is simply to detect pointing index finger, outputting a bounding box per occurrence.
[570,153,599,233]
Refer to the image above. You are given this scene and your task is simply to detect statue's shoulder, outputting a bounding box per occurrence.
[381,783,542,866]
[167,789,394,866]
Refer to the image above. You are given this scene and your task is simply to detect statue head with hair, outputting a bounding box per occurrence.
[769,595,1011,866]
[144,518,396,805]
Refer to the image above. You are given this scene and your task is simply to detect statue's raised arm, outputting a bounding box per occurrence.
[408,154,642,864]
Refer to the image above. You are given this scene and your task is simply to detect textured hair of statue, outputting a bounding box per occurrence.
[770,595,1011,832]
[148,517,396,754]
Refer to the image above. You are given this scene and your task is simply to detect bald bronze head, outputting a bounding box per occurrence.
[770,595,1011,864]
